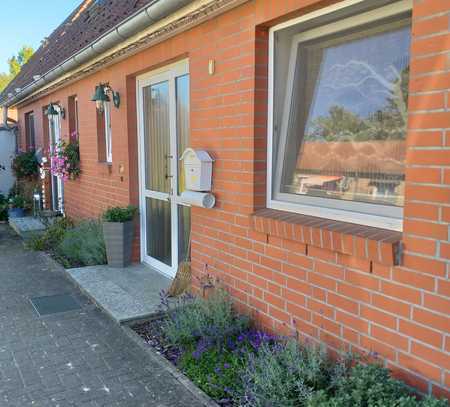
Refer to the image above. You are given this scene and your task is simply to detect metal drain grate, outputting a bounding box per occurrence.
[30,294,81,316]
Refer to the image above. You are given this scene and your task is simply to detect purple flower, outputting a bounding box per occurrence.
[192,337,212,360]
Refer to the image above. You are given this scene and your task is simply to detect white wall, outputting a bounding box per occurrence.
[0,128,16,196]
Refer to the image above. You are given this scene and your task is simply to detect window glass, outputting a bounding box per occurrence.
[97,102,112,162]
[143,81,170,193]
[25,112,35,151]
[104,102,112,163]
[176,74,190,195]
[68,95,79,141]
[274,18,410,208]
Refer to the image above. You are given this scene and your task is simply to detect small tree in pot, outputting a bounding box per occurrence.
[102,206,138,268]
[8,194,27,218]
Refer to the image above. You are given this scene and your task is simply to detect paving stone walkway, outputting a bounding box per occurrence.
[0,224,203,407]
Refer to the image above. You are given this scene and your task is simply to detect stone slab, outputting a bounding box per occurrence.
[66,263,171,322]
[8,216,46,239]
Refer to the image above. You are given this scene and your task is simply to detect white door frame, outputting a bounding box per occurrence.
[136,59,189,278]
[48,108,64,213]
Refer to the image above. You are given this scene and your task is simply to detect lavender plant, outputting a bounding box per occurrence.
[235,339,349,407]
[160,289,250,348]
[180,328,278,405]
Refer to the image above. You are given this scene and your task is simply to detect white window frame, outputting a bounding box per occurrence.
[267,0,412,232]
[74,96,79,136]
[104,101,112,163]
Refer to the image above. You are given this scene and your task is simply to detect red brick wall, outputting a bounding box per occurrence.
[16,0,449,397]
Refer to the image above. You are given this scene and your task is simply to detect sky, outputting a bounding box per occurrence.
[0,0,82,73]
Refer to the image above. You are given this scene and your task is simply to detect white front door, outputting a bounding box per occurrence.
[137,60,191,278]
[48,109,64,213]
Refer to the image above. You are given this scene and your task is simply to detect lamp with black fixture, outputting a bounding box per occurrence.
[91,83,120,113]
[46,102,65,119]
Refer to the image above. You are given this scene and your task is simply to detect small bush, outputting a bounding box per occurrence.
[307,364,449,407]
[180,330,278,403]
[180,343,245,402]
[160,289,250,348]
[12,151,39,179]
[235,339,349,407]
[27,217,73,252]
[0,194,8,221]
[55,220,106,268]
[8,194,27,209]
[103,205,138,223]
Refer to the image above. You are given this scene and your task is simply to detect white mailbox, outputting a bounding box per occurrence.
[180,148,214,192]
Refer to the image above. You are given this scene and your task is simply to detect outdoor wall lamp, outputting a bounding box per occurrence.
[46,103,65,119]
[91,83,120,113]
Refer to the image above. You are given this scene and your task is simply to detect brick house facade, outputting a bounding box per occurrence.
[1,0,449,398]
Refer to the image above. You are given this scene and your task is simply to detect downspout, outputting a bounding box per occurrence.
[0,0,192,108]
[2,106,7,126]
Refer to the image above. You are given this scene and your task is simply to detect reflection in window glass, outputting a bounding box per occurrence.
[143,81,170,193]
[146,197,172,266]
[275,19,410,207]
[176,74,190,194]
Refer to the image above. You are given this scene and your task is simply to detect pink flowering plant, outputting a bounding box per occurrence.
[50,136,80,181]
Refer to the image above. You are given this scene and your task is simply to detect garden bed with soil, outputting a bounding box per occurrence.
[27,217,107,268]
[131,291,448,407]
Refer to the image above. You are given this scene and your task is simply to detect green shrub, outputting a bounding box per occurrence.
[27,217,73,252]
[180,343,245,402]
[8,194,27,209]
[0,194,8,221]
[307,364,449,407]
[161,289,250,348]
[11,151,39,179]
[62,139,81,179]
[235,339,349,407]
[102,205,138,222]
[55,220,106,268]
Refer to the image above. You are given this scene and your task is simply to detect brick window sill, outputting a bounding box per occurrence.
[250,209,402,267]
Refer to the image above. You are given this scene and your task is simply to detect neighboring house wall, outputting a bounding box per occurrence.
[0,127,16,196]
[14,0,450,398]
[0,107,18,123]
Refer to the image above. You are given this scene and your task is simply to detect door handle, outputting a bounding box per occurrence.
[165,154,174,180]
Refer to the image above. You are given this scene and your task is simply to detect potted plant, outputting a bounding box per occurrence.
[8,194,27,218]
[102,206,138,268]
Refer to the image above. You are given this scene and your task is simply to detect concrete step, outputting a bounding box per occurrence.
[65,263,171,323]
[9,216,46,239]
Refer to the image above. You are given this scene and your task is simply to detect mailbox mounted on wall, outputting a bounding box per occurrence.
[180,148,214,192]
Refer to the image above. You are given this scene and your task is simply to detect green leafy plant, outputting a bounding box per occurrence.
[140,292,448,407]
[0,194,8,221]
[55,220,106,268]
[27,217,73,252]
[235,339,349,407]
[8,194,27,209]
[180,343,245,402]
[160,289,250,348]
[11,151,39,179]
[50,139,81,181]
[307,364,449,407]
[102,205,138,223]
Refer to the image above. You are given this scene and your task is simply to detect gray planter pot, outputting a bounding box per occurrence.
[103,221,134,268]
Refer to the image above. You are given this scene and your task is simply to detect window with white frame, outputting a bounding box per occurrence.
[268,1,412,231]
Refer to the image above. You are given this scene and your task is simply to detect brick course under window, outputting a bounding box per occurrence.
[13,0,450,399]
